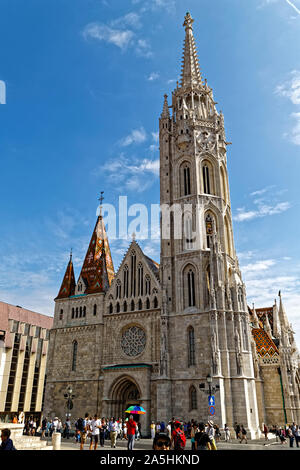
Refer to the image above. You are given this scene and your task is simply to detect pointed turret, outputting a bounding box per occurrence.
[252,303,260,328]
[79,214,115,294]
[264,313,272,337]
[56,251,76,299]
[180,12,203,88]
[278,291,290,330]
[161,94,170,119]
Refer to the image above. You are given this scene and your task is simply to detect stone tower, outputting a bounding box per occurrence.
[159,12,260,437]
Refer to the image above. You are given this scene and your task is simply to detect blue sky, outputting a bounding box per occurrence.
[0,0,300,346]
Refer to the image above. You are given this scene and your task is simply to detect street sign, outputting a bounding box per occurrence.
[208,395,215,406]
[209,406,215,416]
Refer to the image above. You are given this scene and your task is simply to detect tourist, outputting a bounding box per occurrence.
[166,421,172,439]
[153,432,171,450]
[195,422,211,451]
[207,421,217,450]
[89,414,101,451]
[156,421,161,434]
[0,428,16,451]
[215,424,221,442]
[190,423,198,450]
[79,413,89,451]
[108,417,118,448]
[41,417,47,438]
[295,425,300,448]
[234,422,240,440]
[12,415,18,424]
[224,423,230,442]
[137,421,142,440]
[160,421,165,433]
[287,426,295,448]
[150,421,156,439]
[126,415,137,450]
[100,418,106,447]
[263,423,269,441]
[171,421,186,451]
[123,420,127,441]
[240,425,247,444]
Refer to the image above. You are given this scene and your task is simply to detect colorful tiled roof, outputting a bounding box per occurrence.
[79,216,115,294]
[252,328,279,357]
[56,256,76,300]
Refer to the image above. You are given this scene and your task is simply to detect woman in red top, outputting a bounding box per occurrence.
[126,416,137,451]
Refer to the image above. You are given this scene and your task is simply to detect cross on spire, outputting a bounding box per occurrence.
[98,191,104,217]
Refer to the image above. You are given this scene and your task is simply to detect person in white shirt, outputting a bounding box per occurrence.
[89,415,101,451]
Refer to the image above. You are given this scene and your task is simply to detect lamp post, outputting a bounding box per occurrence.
[199,374,219,396]
[64,385,75,420]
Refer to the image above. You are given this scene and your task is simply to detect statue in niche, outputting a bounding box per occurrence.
[211,330,219,375]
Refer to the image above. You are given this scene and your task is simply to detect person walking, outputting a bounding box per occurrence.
[126,415,137,451]
[150,421,156,440]
[171,421,186,451]
[89,415,101,451]
[287,426,295,448]
[194,422,211,451]
[224,424,230,442]
[190,423,198,450]
[240,425,247,444]
[263,423,269,441]
[234,422,241,440]
[79,413,89,451]
[295,425,300,448]
[207,421,217,450]
[109,417,118,448]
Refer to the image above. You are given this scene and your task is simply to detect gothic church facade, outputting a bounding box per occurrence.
[44,13,300,437]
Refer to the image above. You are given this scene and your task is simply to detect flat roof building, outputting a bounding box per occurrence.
[0,301,53,423]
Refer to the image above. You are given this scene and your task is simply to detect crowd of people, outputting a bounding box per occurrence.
[2,413,300,451]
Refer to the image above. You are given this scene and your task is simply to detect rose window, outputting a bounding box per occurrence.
[121,326,146,357]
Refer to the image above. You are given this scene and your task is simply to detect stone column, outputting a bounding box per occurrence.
[52,432,61,450]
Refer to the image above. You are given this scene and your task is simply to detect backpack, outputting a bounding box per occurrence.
[174,429,186,450]
[77,418,85,432]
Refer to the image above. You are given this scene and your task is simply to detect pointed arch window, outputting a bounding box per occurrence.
[153,297,158,309]
[188,327,196,366]
[181,163,191,196]
[123,301,127,313]
[131,300,135,312]
[131,251,136,297]
[146,298,150,309]
[75,307,78,318]
[72,341,78,371]
[189,386,197,410]
[187,269,196,307]
[238,288,244,312]
[79,307,82,318]
[72,308,75,319]
[109,303,113,314]
[116,280,121,299]
[59,309,63,321]
[138,263,143,297]
[116,302,120,313]
[145,275,151,295]
[93,304,97,316]
[138,299,143,310]
[123,265,129,298]
[184,213,195,250]
[83,306,86,317]
[203,164,211,194]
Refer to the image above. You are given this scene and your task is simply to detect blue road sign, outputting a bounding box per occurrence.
[209,406,215,416]
[208,395,215,406]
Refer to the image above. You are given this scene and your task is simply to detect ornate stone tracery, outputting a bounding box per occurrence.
[121,326,146,357]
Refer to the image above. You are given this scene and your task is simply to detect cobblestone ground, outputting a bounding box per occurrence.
[50,437,300,451]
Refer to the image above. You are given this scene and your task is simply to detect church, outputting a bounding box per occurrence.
[44,13,300,438]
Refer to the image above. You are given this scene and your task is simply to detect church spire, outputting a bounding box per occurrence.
[78,203,115,294]
[180,12,203,88]
[278,291,290,330]
[55,251,76,300]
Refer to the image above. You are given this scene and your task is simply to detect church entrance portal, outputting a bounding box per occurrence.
[110,377,141,422]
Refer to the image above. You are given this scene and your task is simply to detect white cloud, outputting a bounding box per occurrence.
[111,12,142,30]
[241,259,276,275]
[135,39,152,58]
[120,127,147,147]
[290,112,300,145]
[148,72,160,81]
[82,23,134,50]
[275,70,300,105]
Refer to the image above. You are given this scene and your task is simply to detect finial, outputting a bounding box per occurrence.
[183,12,194,30]
[70,248,72,261]
[278,290,281,298]
[132,232,136,241]
[98,191,104,217]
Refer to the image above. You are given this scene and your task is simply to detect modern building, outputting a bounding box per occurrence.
[44,13,300,437]
[0,301,53,423]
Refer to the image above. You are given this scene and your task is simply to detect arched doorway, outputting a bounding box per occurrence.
[110,376,141,422]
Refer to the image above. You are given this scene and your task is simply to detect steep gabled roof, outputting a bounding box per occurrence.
[56,254,76,300]
[79,215,114,294]
[252,328,279,358]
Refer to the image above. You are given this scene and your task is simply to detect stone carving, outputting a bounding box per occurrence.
[121,326,146,357]
[211,329,219,375]
[235,328,243,375]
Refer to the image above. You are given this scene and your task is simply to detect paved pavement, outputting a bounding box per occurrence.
[50,437,300,451]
